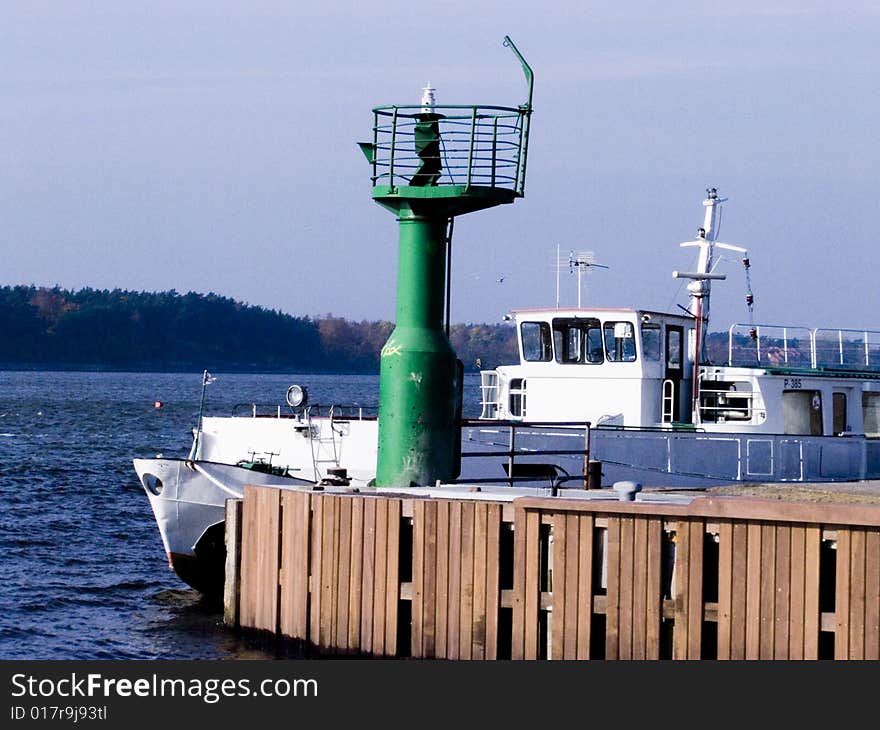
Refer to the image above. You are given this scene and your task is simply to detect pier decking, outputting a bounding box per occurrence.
[224,484,880,659]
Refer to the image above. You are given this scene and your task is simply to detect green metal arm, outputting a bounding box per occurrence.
[503,35,534,111]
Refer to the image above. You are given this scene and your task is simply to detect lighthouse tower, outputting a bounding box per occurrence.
[358,36,534,487]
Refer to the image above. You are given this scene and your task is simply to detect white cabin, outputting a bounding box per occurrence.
[480,307,695,427]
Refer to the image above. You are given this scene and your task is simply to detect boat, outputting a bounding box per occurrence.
[134,187,880,593]
[471,188,880,487]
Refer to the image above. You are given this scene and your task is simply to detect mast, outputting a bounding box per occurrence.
[672,188,746,422]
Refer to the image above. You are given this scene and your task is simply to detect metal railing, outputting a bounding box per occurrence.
[460,419,597,491]
[368,104,530,195]
[230,402,378,419]
[727,323,880,371]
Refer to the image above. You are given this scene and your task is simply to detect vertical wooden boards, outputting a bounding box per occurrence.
[672,518,704,659]
[223,498,243,628]
[550,512,594,659]
[435,500,450,658]
[803,526,821,660]
[511,505,542,659]
[835,528,852,659]
[279,490,311,641]
[511,504,527,660]
[411,500,427,657]
[605,516,621,659]
[234,490,880,661]
[866,530,880,660]
[360,497,376,655]
[484,503,501,660]
[239,485,280,633]
[411,499,503,659]
[384,498,401,657]
[576,514,595,660]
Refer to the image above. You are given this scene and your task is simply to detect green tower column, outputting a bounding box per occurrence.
[362,35,533,488]
[375,213,459,487]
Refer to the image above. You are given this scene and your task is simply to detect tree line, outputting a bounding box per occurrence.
[0,286,517,373]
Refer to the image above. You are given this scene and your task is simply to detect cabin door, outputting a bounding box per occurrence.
[663,325,684,422]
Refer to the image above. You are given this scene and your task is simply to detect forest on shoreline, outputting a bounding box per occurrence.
[0,286,517,373]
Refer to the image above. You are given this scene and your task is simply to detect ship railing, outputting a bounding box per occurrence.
[813,328,880,370]
[726,323,880,372]
[231,402,378,420]
[458,419,603,491]
[368,104,530,196]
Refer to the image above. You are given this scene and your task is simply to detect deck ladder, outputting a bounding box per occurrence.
[661,379,675,423]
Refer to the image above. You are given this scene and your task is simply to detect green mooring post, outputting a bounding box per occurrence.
[361,36,534,487]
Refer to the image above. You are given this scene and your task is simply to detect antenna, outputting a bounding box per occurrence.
[568,250,609,308]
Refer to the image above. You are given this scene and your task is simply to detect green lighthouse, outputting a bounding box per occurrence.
[360,36,534,487]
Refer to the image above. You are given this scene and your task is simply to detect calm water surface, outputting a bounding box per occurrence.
[0,371,482,660]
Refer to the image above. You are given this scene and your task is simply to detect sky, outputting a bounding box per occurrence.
[2,2,880,331]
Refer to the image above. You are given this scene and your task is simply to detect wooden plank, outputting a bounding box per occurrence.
[716,520,733,660]
[422,501,438,658]
[728,522,748,660]
[617,516,635,660]
[318,494,336,650]
[385,499,401,657]
[514,495,880,528]
[672,519,690,660]
[686,519,704,660]
[551,512,568,660]
[866,530,880,661]
[835,528,852,659]
[472,503,488,660]
[372,498,388,656]
[803,526,821,660]
[309,493,324,647]
[435,501,450,659]
[563,513,580,660]
[485,503,501,660]
[774,524,791,659]
[360,497,376,656]
[645,518,662,660]
[411,501,425,657]
[279,491,309,641]
[849,529,866,660]
[459,502,475,659]
[238,488,259,630]
[334,496,352,652]
[576,514,594,660]
[759,523,776,660]
[745,522,762,659]
[447,501,462,659]
[244,486,281,634]
[348,496,364,652]
[524,509,541,660]
[223,499,243,628]
[511,505,526,660]
[788,525,806,660]
[632,517,648,660]
[606,516,621,659]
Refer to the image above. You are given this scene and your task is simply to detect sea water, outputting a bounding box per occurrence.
[0,370,483,659]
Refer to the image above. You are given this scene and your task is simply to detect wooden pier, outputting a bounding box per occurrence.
[224,485,880,659]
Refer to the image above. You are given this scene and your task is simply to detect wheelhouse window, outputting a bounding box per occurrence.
[603,321,637,362]
[863,393,880,437]
[642,323,661,361]
[666,328,682,369]
[520,321,553,362]
[552,318,603,364]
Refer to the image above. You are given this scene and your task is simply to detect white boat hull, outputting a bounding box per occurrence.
[133,458,313,593]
